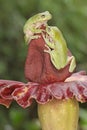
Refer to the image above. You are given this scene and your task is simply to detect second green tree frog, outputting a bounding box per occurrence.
[43,26,76,72]
[23,11,52,44]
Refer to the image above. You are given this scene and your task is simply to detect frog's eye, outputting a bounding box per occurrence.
[41,14,46,18]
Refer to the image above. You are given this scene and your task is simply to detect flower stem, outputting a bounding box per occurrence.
[38,98,79,130]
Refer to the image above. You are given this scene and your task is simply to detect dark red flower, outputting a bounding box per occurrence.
[0,24,87,109]
[0,32,87,108]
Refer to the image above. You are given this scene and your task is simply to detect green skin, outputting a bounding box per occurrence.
[43,26,76,72]
[23,11,52,43]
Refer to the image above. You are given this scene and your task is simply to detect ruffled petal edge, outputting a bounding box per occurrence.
[0,71,87,108]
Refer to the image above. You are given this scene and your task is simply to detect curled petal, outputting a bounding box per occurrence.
[0,80,26,99]
[12,84,52,108]
[35,85,52,104]
[12,83,39,108]
[0,80,39,108]
[0,80,25,107]
[0,71,87,108]
[48,71,87,102]
[65,71,87,82]
[48,81,87,102]
[0,96,12,108]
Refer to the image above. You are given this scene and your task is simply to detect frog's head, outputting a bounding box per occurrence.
[24,11,52,30]
[23,11,52,44]
[34,11,52,23]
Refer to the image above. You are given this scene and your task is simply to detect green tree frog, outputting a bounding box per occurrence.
[43,26,76,72]
[23,11,52,44]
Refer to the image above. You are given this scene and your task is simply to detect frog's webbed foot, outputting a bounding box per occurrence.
[68,56,76,72]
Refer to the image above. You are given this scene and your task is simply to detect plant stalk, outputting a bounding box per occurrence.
[38,98,79,130]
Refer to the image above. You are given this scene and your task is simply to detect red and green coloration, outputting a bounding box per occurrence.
[0,12,87,130]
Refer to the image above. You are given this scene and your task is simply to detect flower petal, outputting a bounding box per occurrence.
[0,96,12,108]
[0,72,87,108]
[12,83,39,108]
[0,80,26,99]
[0,80,34,108]
[48,71,87,102]
[35,85,52,104]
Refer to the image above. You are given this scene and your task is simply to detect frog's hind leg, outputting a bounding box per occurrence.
[68,56,76,72]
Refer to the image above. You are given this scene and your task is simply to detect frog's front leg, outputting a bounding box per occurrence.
[42,33,55,49]
[26,34,41,44]
[30,28,44,40]
[31,35,41,40]
[68,56,76,72]
[44,44,52,54]
[44,44,55,66]
[44,44,62,70]
[25,29,42,43]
